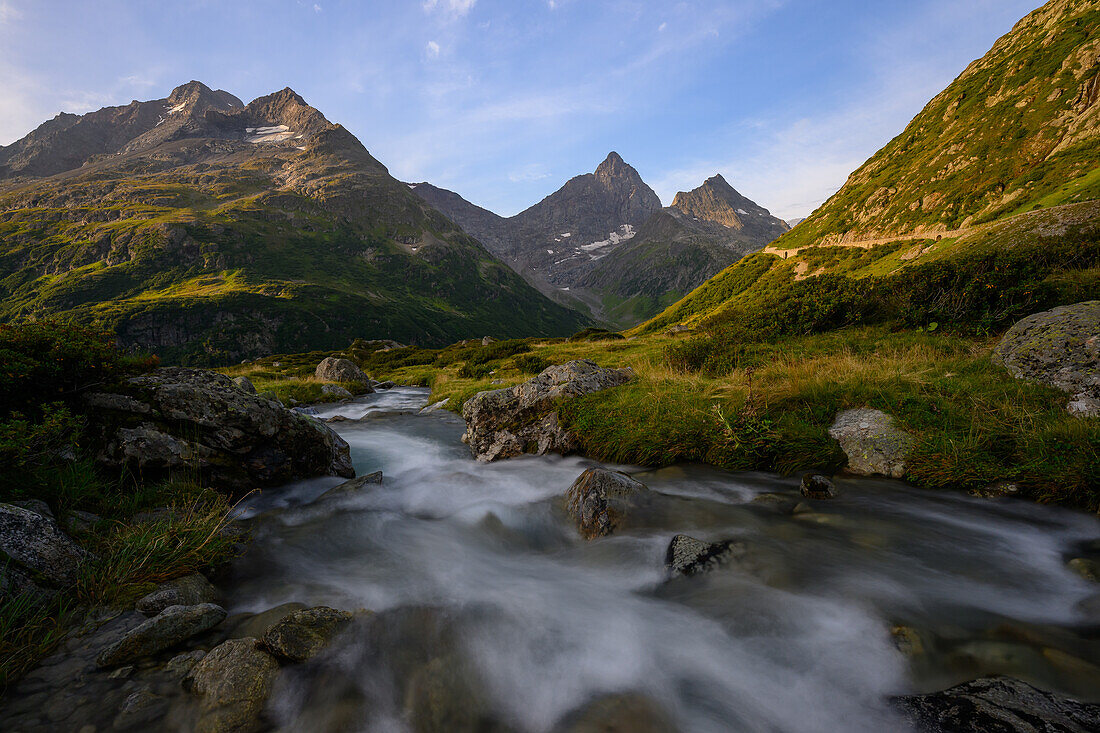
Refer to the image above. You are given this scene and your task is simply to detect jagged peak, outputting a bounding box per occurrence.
[594,151,637,180]
[168,80,214,101]
[166,81,244,112]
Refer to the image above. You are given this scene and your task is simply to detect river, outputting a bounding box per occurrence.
[225,388,1100,732]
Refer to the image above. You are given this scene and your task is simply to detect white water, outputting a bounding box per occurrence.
[228,388,1100,732]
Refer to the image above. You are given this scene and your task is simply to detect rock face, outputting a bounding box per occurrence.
[665,534,739,577]
[135,573,218,616]
[0,502,88,585]
[185,637,280,733]
[232,376,257,394]
[994,301,1100,417]
[96,603,228,668]
[260,606,353,663]
[315,357,372,392]
[83,367,354,494]
[462,360,633,462]
[828,408,912,478]
[320,383,354,400]
[565,468,651,539]
[893,676,1100,732]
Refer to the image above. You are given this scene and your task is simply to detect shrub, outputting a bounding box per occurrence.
[513,354,551,374]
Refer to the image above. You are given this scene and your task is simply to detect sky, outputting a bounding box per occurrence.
[0,0,1043,220]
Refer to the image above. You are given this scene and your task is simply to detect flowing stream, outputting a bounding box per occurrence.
[226,388,1100,732]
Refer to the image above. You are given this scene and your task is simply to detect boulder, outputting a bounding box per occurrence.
[317,471,383,501]
[185,637,280,733]
[800,473,836,499]
[260,606,353,662]
[83,367,354,495]
[969,481,1022,500]
[0,502,88,585]
[315,357,373,393]
[96,603,227,668]
[376,380,397,389]
[112,687,170,731]
[993,301,1100,418]
[11,499,53,519]
[462,360,634,462]
[665,534,740,577]
[553,692,678,733]
[135,573,218,616]
[828,408,912,478]
[1068,557,1100,583]
[320,383,354,400]
[565,468,651,539]
[482,336,497,346]
[232,376,257,395]
[893,676,1100,732]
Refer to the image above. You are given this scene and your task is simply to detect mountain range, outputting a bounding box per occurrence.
[412,155,788,325]
[0,82,588,363]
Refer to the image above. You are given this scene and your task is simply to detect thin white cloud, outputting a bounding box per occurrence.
[508,163,551,183]
[423,0,476,16]
[0,0,20,25]
[425,40,441,59]
[658,22,667,32]
[313,3,322,12]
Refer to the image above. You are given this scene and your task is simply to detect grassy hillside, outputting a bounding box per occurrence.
[779,0,1100,249]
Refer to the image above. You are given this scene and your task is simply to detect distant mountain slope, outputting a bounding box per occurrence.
[778,0,1100,250]
[0,82,588,364]
[635,0,1100,334]
[411,161,787,327]
[579,175,789,324]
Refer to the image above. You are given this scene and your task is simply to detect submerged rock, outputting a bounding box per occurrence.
[893,676,1100,732]
[800,473,837,499]
[96,603,227,668]
[828,408,912,478]
[970,481,1022,500]
[565,468,651,539]
[260,606,353,663]
[83,367,354,495]
[185,637,280,733]
[462,360,633,462]
[405,653,512,733]
[553,692,679,733]
[135,573,219,616]
[665,534,740,577]
[0,502,88,585]
[315,357,373,393]
[317,470,383,501]
[994,301,1100,418]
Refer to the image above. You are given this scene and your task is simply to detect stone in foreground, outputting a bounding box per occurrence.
[462,360,633,462]
[260,606,353,662]
[96,603,227,668]
[994,301,1100,418]
[0,502,88,585]
[666,534,740,577]
[800,473,836,499]
[892,676,1100,732]
[84,367,354,494]
[317,471,383,501]
[135,573,219,616]
[185,637,280,733]
[565,468,651,539]
[828,408,912,478]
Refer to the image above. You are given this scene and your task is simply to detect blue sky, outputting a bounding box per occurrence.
[0,0,1041,219]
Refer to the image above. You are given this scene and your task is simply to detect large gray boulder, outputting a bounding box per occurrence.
[893,676,1100,732]
[185,637,280,733]
[83,367,354,495]
[994,301,1100,417]
[0,503,88,585]
[315,357,373,393]
[462,360,634,462]
[564,468,651,539]
[96,603,228,668]
[828,408,912,478]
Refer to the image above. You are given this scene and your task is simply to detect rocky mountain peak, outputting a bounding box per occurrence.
[594,151,640,186]
[671,176,789,236]
[166,80,243,112]
[235,88,332,138]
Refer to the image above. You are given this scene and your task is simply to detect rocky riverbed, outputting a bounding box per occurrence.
[4,385,1100,732]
